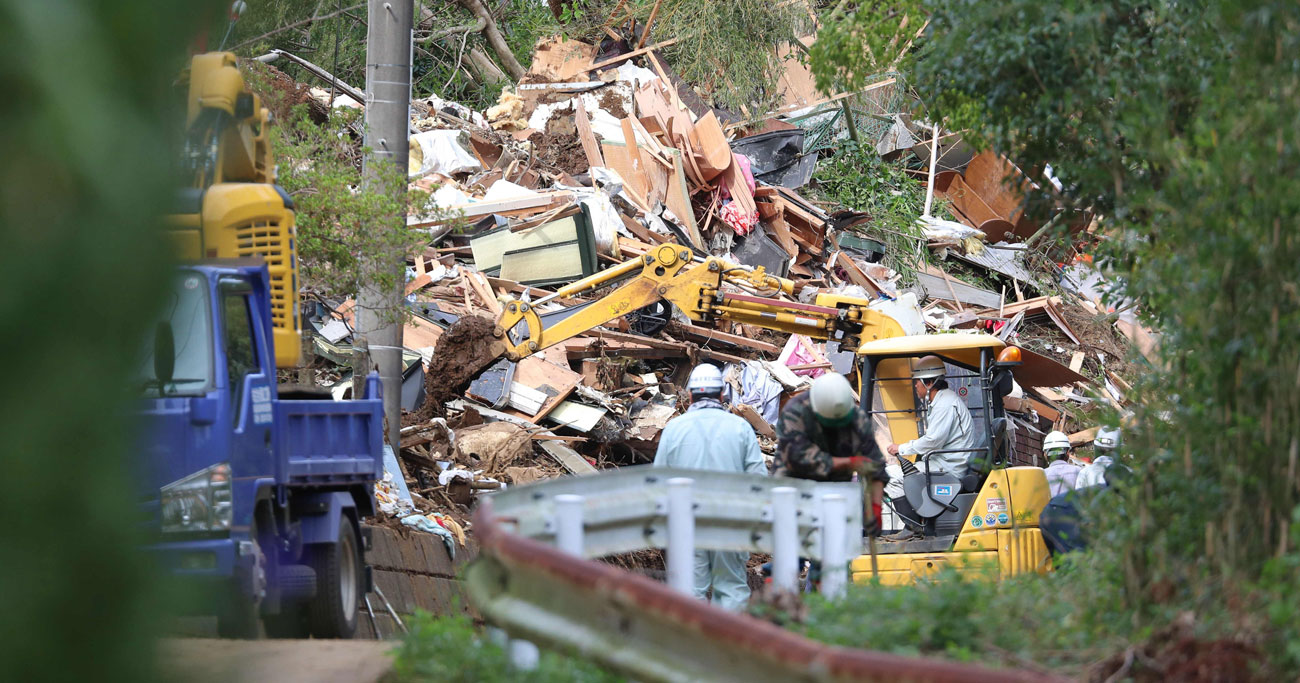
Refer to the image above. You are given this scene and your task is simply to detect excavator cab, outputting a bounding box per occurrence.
[850,334,1053,585]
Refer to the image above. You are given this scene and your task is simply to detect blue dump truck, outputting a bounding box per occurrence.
[137,261,383,638]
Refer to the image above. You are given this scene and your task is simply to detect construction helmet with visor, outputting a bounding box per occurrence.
[687,363,724,399]
[1043,430,1071,459]
[809,373,856,428]
[1094,426,1122,455]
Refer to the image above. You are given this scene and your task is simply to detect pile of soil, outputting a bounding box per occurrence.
[598,88,627,119]
[418,315,502,419]
[244,61,328,125]
[535,114,587,175]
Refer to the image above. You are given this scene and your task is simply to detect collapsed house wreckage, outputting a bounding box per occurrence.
[273,23,1157,550]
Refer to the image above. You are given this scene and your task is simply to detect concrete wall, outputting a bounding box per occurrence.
[357,523,478,639]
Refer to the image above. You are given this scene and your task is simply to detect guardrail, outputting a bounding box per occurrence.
[464,466,1063,683]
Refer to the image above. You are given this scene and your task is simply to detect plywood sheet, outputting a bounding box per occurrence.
[502,355,581,423]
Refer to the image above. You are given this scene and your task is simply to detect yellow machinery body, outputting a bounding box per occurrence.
[487,223,1062,588]
[167,52,301,367]
[493,243,904,361]
[851,468,1053,585]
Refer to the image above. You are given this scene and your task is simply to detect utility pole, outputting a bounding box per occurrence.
[357,0,412,449]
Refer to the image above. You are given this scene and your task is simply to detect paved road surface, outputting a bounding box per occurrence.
[159,639,396,683]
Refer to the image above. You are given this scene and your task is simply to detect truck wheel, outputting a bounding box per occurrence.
[217,536,266,639]
[306,515,361,638]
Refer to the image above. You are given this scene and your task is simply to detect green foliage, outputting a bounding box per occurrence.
[812,0,1300,674]
[801,565,1126,675]
[390,611,624,682]
[227,0,369,90]
[808,1,922,94]
[244,62,455,307]
[656,0,811,112]
[807,143,939,284]
[0,0,223,680]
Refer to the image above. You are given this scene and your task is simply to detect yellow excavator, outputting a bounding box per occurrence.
[167,51,301,367]
[486,243,1072,584]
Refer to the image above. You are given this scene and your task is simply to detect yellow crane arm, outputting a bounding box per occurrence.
[493,244,905,361]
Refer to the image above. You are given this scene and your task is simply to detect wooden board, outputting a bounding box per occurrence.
[670,322,780,354]
[733,403,776,439]
[573,97,604,170]
[691,111,731,180]
[599,141,651,210]
[664,148,703,247]
[526,37,599,82]
[502,355,582,423]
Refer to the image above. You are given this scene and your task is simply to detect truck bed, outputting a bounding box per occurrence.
[274,386,383,486]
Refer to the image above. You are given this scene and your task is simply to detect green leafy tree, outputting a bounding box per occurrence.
[813,0,1300,673]
[0,1,225,680]
[244,62,456,310]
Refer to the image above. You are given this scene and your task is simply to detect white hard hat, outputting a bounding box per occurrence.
[686,364,724,393]
[809,373,856,427]
[912,355,947,380]
[1043,430,1071,452]
[1095,426,1122,451]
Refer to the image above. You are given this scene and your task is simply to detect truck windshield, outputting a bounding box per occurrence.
[137,271,215,397]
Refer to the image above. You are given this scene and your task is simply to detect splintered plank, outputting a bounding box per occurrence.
[573,97,604,170]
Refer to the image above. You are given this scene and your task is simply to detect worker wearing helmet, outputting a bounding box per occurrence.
[1075,426,1121,489]
[775,373,887,534]
[886,356,977,474]
[1042,430,1081,496]
[654,363,766,611]
[883,356,977,540]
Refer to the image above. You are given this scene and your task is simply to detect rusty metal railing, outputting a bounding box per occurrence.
[464,468,1064,683]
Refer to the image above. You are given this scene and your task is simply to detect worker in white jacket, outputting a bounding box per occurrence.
[884,356,977,540]
[654,363,766,610]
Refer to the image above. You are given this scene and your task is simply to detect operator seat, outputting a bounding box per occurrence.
[959,417,1009,493]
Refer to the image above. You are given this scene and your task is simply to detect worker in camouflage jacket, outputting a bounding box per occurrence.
[776,373,886,533]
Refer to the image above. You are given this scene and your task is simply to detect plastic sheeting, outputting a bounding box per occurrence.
[409,129,482,177]
[722,361,784,426]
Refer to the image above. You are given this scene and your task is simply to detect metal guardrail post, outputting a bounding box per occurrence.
[554,494,585,556]
[771,486,798,591]
[666,477,695,596]
[821,493,847,598]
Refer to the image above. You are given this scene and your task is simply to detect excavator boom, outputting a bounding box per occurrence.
[494,244,904,361]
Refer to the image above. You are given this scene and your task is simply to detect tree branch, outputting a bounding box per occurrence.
[454,0,525,81]
[228,2,366,53]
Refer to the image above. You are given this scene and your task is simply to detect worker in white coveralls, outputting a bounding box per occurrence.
[883,355,977,541]
[1076,426,1122,489]
[654,363,767,610]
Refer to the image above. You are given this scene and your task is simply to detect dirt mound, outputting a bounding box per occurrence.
[418,315,502,419]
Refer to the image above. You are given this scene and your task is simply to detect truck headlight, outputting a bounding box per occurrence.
[160,463,233,534]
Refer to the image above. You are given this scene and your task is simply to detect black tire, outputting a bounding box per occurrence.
[262,603,307,639]
[263,564,316,638]
[306,515,362,639]
[218,528,266,639]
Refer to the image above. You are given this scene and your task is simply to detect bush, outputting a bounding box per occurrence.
[390,611,624,683]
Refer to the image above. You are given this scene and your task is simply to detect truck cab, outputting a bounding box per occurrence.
[137,261,382,637]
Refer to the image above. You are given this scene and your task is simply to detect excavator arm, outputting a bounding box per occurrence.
[493,243,905,361]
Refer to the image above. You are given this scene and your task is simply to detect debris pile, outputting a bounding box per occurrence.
[276,15,1154,535]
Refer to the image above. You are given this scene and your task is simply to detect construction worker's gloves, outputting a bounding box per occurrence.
[848,456,872,471]
[867,501,883,537]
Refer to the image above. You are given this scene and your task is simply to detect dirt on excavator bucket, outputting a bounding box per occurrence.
[417,315,504,419]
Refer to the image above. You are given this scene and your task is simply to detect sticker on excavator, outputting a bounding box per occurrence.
[971,516,983,527]
[986,498,1007,513]
[933,484,953,496]
[984,513,997,525]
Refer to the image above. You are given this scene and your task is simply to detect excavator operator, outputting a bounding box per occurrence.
[884,355,977,541]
